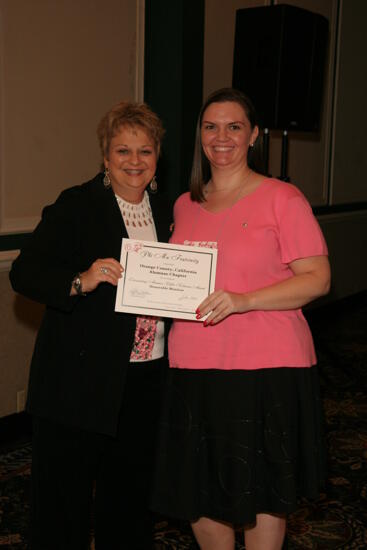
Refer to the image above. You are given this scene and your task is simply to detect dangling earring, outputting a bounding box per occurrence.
[149,175,158,193]
[103,168,111,188]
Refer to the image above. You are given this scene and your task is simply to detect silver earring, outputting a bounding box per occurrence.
[149,175,158,193]
[103,168,111,188]
[250,143,254,148]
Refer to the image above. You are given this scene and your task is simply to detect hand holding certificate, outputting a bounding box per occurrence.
[115,239,217,320]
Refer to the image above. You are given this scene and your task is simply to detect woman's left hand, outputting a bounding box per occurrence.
[196,256,331,326]
[196,290,248,325]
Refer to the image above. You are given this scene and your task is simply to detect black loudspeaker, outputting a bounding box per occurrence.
[232,4,329,131]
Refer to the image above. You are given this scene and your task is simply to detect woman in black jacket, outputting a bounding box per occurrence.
[10,101,171,550]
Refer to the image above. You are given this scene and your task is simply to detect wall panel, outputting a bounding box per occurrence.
[0,268,44,418]
[329,0,367,204]
[0,0,143,234]
[319,211,367,299]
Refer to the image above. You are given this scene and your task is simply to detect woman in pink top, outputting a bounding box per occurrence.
[152,88,330,549]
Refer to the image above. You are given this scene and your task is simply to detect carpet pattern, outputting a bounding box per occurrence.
[1,293,367,548]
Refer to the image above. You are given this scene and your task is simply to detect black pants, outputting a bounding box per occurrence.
[30,359,165,550]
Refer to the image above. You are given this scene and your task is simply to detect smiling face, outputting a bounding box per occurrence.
[104,125,157,202]
[200,101,259,172]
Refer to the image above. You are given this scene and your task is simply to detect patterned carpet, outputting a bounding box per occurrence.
[1,292,367,549]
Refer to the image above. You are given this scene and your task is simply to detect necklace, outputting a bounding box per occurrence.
[189,170,252,246]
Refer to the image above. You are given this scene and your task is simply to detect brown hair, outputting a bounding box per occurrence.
[97,100,165,159]
[190,87,265,202]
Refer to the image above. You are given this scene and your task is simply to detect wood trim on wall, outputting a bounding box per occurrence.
[0,216,40,235]
[0,249,19,272]
[0,233,30,252]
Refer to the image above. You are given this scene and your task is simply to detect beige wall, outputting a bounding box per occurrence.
[203,0,263,100]
[0,0,143,418]
[0,0,143,234]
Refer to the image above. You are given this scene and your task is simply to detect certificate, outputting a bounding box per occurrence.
[115,239,217,320]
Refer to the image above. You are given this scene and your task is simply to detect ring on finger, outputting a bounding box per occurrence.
[100,266,109,274]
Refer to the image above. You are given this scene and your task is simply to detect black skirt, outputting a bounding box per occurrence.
[151,366,326,526]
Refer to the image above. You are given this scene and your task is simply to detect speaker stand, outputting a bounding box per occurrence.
[279,130,290,182]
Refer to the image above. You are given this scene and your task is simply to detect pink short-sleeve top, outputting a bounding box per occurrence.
[168,178,328,371]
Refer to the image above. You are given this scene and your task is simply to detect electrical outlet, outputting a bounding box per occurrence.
[16,390,26,412]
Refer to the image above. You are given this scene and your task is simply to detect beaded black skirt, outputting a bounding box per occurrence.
[151,366,326,526]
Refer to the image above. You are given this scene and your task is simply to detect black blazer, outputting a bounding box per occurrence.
[9,173,172,435]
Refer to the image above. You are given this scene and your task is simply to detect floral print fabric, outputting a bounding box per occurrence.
[130,316,158,361]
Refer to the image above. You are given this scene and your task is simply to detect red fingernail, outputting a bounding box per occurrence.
[196,308,200,314]
[203,321,207,327]
[210,321,215,326]
[196,314,201,319]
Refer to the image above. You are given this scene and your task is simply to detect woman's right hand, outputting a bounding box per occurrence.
[78,258,123,294]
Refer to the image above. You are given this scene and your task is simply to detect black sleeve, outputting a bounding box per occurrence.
[9,187,85,312]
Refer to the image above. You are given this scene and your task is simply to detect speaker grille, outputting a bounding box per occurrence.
[232,5,328,131]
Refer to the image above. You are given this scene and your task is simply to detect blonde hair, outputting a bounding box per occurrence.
[97,100,165,159]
